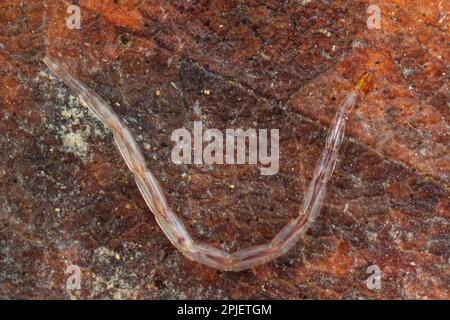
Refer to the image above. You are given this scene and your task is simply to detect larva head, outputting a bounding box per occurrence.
[354,72,370,91]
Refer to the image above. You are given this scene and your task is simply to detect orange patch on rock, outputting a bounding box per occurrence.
[84,0,144,32]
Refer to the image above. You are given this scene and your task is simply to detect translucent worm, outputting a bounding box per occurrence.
[43,56,369,271]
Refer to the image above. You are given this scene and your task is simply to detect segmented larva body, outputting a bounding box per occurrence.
[44,56,368,271]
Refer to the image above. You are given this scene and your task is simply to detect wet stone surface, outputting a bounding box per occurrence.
[0,0,448,299]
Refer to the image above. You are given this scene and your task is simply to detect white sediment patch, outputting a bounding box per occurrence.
[63,131,89,158]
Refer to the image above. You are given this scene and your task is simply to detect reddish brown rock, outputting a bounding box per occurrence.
[0,0,448,299]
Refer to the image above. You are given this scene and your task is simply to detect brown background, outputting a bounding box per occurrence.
[0,0,448,299]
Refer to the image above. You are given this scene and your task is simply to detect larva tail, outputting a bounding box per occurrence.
[43,56,86,96]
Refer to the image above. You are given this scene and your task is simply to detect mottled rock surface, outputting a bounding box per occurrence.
[0,0,448,299]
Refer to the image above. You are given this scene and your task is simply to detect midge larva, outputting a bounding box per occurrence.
[43,55,369,271]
